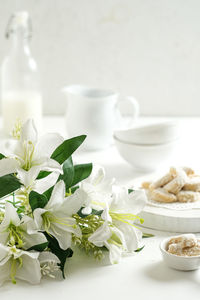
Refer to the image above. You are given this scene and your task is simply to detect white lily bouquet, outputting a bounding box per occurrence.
[0,119,147,286]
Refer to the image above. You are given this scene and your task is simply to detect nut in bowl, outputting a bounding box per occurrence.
[160,234,200,271]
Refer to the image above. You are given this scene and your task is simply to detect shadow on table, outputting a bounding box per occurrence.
[104,161,154,185]
[66,247,111,274]
[144,261,200,284]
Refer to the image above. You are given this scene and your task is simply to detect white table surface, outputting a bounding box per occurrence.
[1,116,200,299]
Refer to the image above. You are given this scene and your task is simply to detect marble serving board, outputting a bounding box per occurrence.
[131,171,200,233]
[139,205,200,233]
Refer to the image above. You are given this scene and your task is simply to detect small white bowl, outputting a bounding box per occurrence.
[114,121,180,145]
[160,237,200,271]
[114,136,178,171]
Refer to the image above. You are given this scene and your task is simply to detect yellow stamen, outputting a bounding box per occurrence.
[65,188,72,197]
[109,211,144,228]
[42,212,77,234]
[10,258,17,284]
[12,118,22,140]
[22,141,35,171]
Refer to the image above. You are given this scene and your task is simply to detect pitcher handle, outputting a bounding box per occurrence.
[115,95,139,129]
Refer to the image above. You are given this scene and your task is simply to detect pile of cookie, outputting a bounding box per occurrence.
[142,166,200,203]
[167,234,200,256]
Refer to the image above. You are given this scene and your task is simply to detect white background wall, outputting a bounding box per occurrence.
[0,0,200,116]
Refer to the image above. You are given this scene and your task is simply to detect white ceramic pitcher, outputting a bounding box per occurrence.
[62,85,139,150]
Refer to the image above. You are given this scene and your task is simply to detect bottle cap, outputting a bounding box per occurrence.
[5,11,32,39]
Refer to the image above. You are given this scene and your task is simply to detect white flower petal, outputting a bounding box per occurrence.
[105,242,122,264]
[86,165,105,185]
[110,186,127,211]
[33,208,47,230]
[22,232,47,250]
[111,187,147,215]
[101,206,112,223]
[48,225,72,250]
[0,232,9,246]
[111,226,127,249]
[0,260,11,286]
[36,133,64,158]
[46,180,65,210]
[79,164,114,210]
[34,172,60,194]
[21,119,38,144]
[3,139,18,157]
[117,223,142,252]
[61,189,85,216]
[17,165,40,187]
[0,158,19,177]
[127,189,147,215]
[0,243,9,262]
[88,222,111,247]
[0,202,21,230]
[33,157,62,174]
[16,251,41,285]
[53,214,81,236]
[39,251,59,265]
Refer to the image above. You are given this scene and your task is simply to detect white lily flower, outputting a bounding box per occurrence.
[0,119,63,177]
[89,187,147,263]
[104,187,147,252]
[79,165,114,213]
[0,202,47,249]
[111,186,147,215]
[88,221,126,264]
[39,252,60,279]
[0,244,41,285]
[17,166,60,194]
[33,180,84,250]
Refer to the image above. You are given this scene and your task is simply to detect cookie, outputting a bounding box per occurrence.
[149,172,174,190]
[167,234,200,256]
[177,191,200,202]
[168,234,197,249]
[182,167,195,176]
[141,181,152,189]
[183,177,200,192]
[150,188,177,203]
[164,169,187,194]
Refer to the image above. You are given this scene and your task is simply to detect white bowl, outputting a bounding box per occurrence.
[114,136,178,171]
[160,236,200,271]
[114,121,180,145]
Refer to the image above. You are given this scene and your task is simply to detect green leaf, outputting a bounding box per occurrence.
[51,135,86,165]
[77,208,87,218]
[27,242,49,252]
[70,186,79,194]
[134,245,145,252]
[36,170,51,180]
[0,153,5,160]
[142,233,154,239]
[36,136,86,180]
[59,157,74,190]
[128,188,135,194]
[0,174,21,199]
[43,186,54,201]
[71,163,93,187]
[41,157,74,197]
[91,209,103,216]
[44,233,73,278]
[17,206,25,214]
[29,191,48,212]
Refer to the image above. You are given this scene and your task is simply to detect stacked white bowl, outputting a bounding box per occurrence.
[114,121,180,171]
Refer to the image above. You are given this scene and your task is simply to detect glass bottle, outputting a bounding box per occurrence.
[1,11,43,135]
